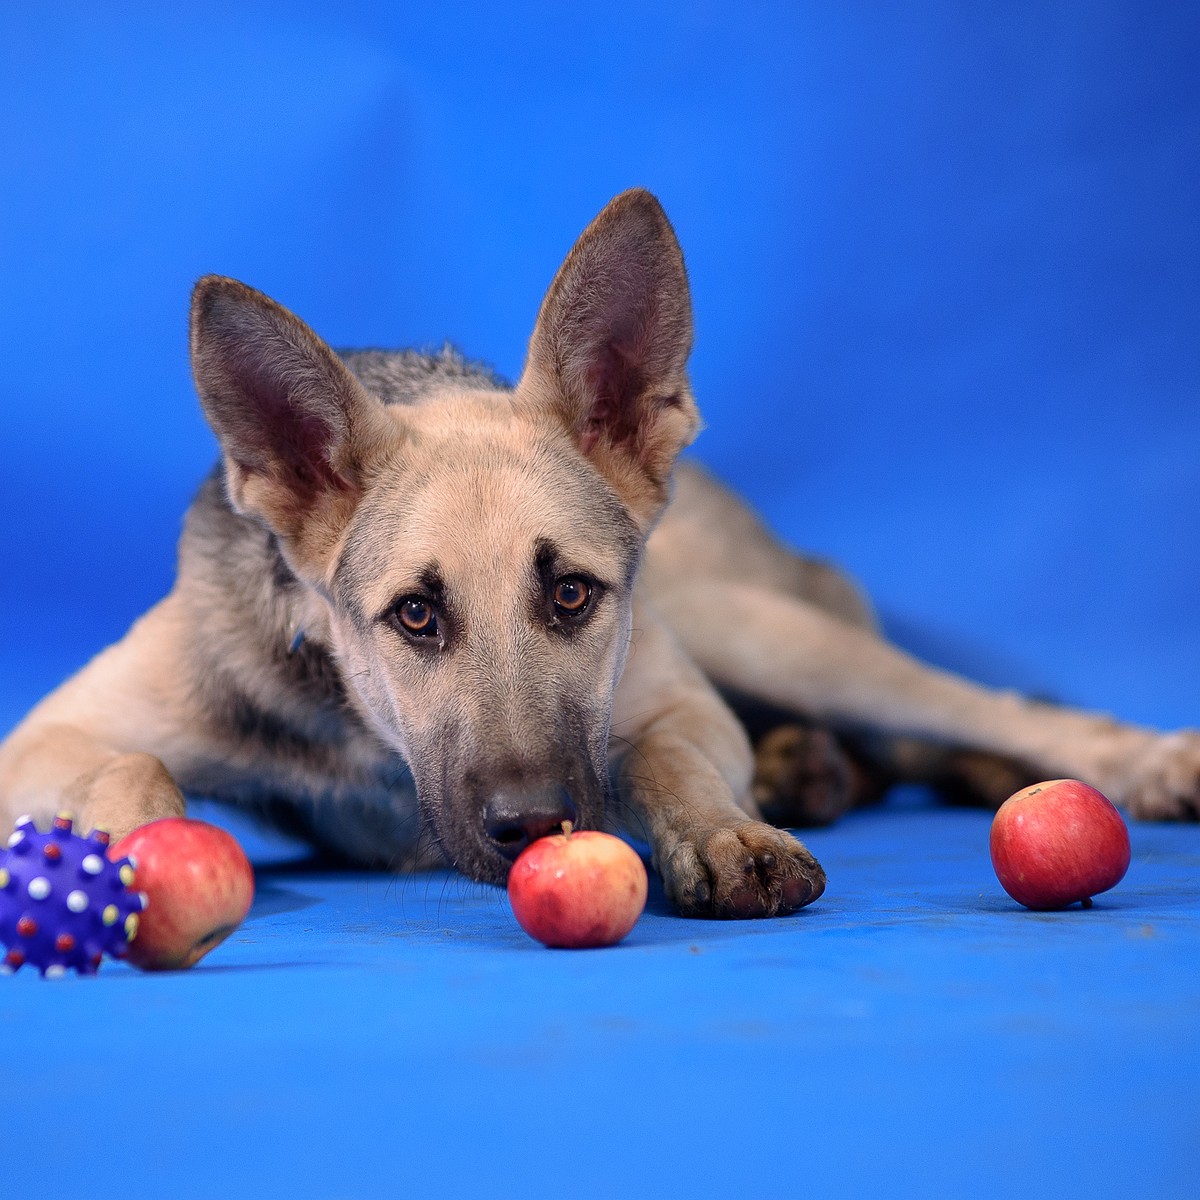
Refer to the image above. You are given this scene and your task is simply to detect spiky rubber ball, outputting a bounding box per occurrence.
[0,813,148,977]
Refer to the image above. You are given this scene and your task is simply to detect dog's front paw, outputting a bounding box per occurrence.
[662,821,826,918]
[64,751,187,842]
[1120,731,1200,821]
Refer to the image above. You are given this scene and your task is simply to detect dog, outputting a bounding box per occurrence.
[1,189,1197,918]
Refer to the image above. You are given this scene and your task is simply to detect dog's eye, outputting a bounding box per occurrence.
[553,576,592,618]
[395,596,439,638]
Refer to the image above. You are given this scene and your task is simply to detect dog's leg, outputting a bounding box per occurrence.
[750,721,1045,824]
[611,597,827,917]
[662,580,1200,819]
[843,733,1044,810]
[0,595,196,839]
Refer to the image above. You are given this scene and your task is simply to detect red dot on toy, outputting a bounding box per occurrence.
[5,948,24,969]
[43,843,62,862]
[16,917,37,938]
[55,933,75,953]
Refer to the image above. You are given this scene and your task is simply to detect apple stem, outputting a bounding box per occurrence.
[561,820,574,837]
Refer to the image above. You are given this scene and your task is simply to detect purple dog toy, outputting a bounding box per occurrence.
[0,813,148,977]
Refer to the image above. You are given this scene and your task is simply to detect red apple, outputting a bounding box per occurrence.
[990,779,1130,910]
[109,818,254,970]
[507,824,648,948]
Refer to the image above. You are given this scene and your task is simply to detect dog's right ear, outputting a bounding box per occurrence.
[190,277,393,573]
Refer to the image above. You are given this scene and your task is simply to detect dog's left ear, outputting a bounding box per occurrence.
[518,189,701,529]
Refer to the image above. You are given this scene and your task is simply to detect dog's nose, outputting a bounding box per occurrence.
[484,784,578,860]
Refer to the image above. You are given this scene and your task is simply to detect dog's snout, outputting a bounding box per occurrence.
[484,783,578,860]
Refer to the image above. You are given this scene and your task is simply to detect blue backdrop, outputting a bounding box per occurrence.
[2,2,1197,737]
[3,9,1200,1200]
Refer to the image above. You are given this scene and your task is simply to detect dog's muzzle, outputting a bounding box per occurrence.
[483,781,579,861]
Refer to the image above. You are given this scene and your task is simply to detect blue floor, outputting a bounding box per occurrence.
[4,791,1196,1199]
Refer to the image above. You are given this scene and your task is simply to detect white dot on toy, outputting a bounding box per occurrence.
[82,855,103,875]
[28,877,51,900]
[67,891,88,913]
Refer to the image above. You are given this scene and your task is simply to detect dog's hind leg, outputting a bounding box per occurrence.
[662,580,1200,819]
[844,733,1044,810]
[748,717,1045,825]
[0,594,197,839]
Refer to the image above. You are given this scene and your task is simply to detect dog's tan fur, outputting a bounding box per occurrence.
[1,190,1197,918]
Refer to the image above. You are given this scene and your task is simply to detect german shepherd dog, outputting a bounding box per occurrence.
[2,190,1197,918]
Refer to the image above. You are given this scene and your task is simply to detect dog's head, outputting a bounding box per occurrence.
[189,190,699,883]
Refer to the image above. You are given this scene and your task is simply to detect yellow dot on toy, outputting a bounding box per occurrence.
[102,904,119,926]
[0,868,8,889]
[119,864,135,887]
[124,913,139,941]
